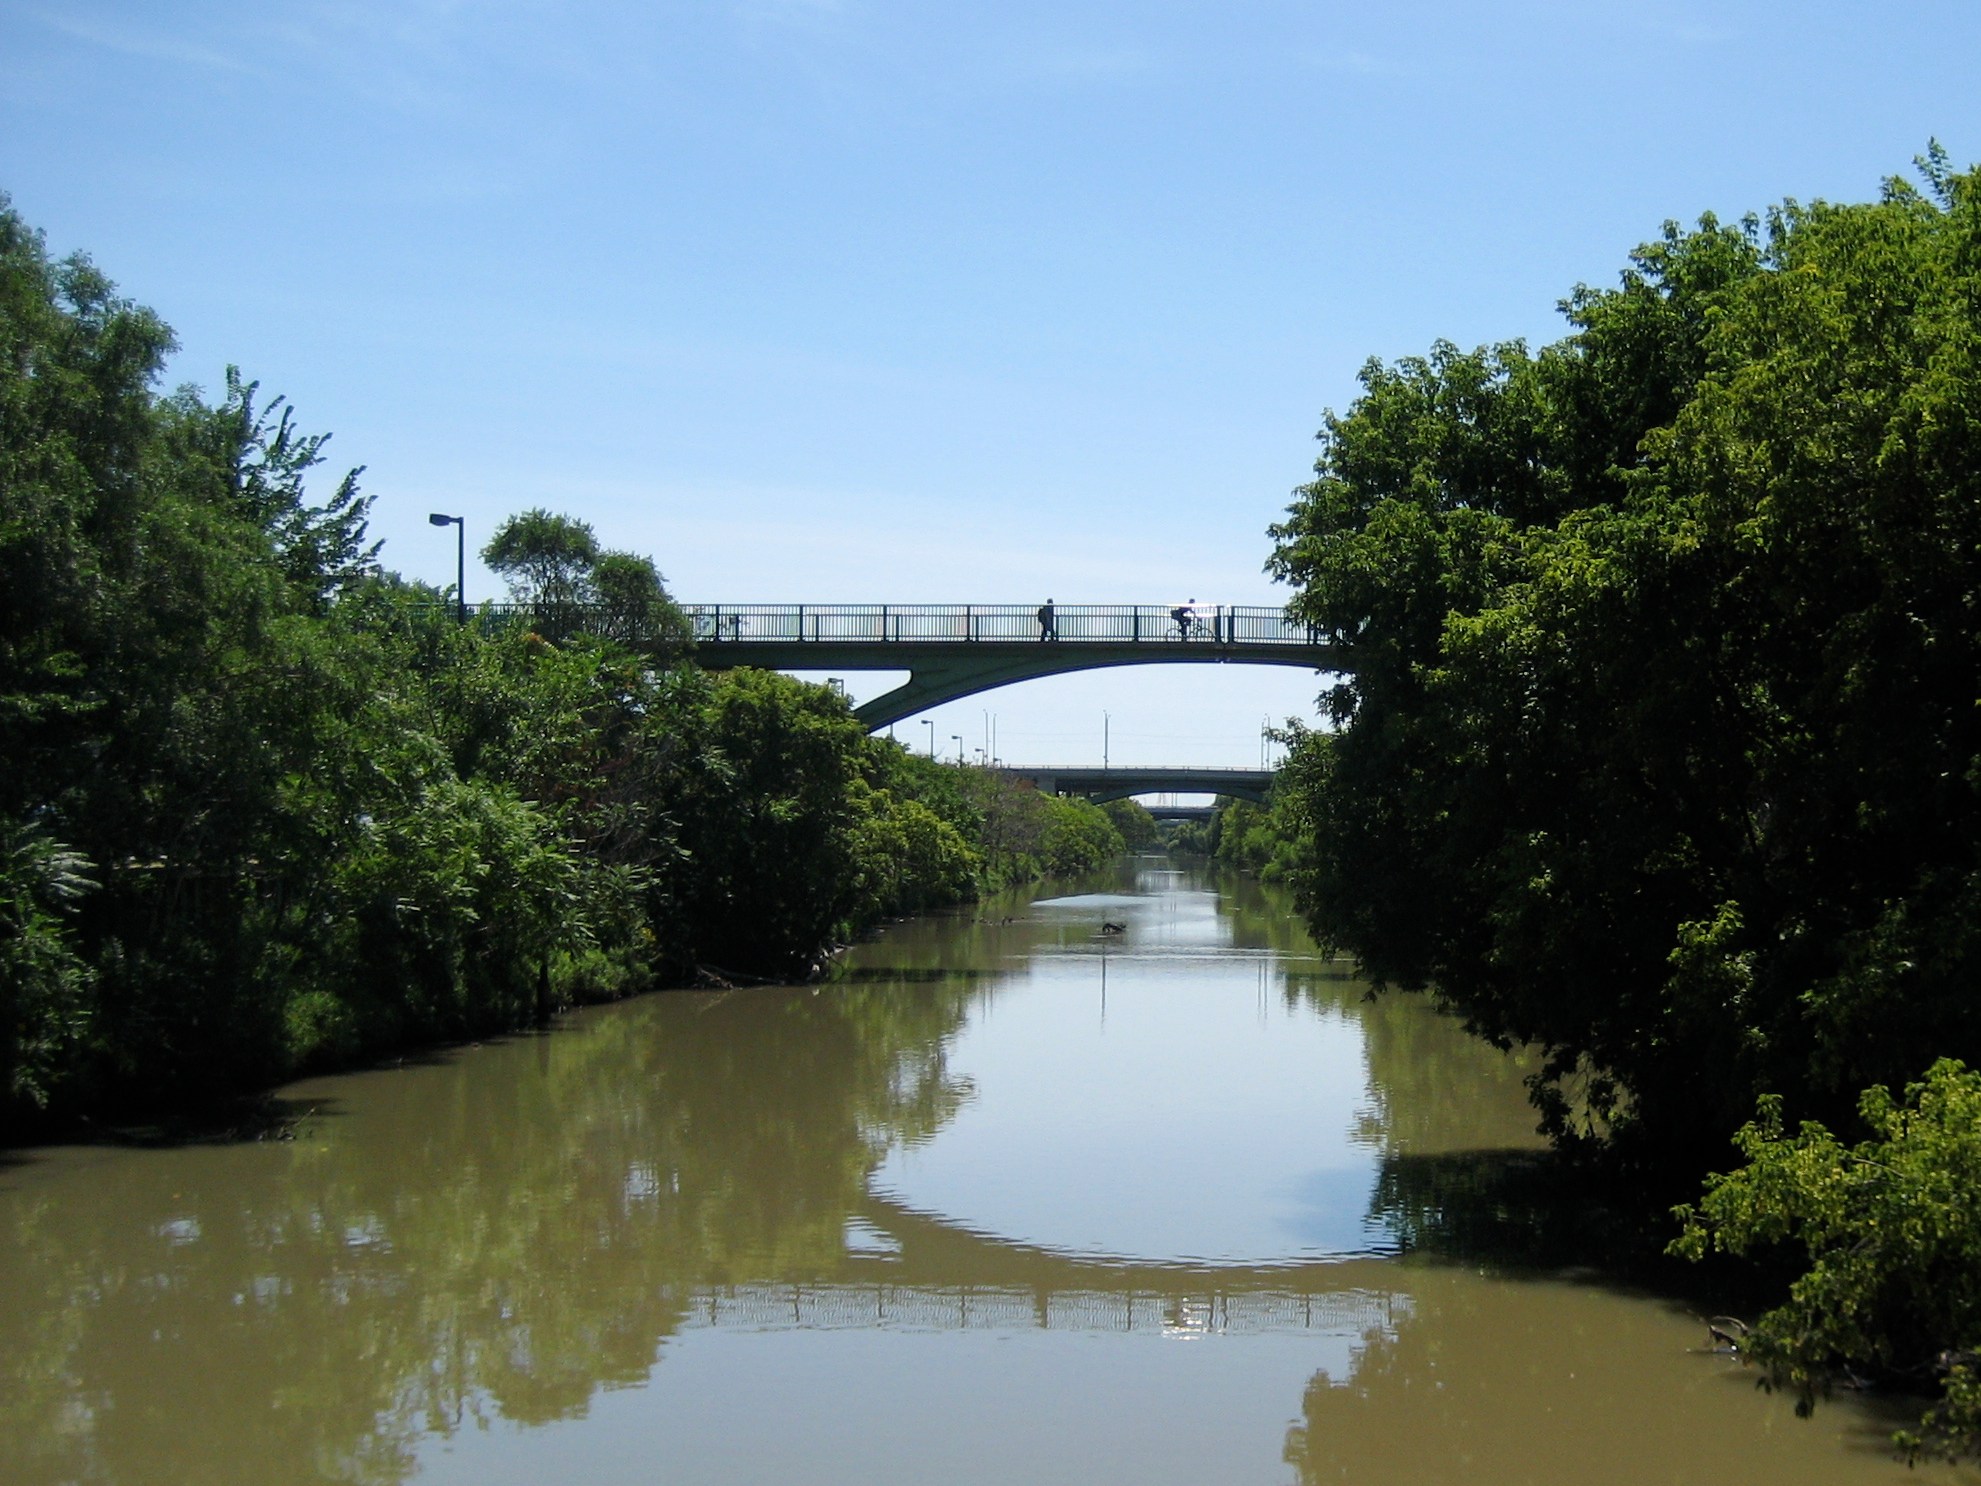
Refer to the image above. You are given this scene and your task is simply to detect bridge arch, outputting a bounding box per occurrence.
[680,602,1342,729]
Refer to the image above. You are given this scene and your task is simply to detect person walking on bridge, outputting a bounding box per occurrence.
[1037,598,1057,641]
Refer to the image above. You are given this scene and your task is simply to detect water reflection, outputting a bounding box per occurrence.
[0,982,979,1484]
[871,859,1531,1267]
[0,865,1957,1485]
[1276,1255,1954,1486]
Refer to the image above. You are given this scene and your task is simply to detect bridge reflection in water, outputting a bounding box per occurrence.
[677,1280,1404,1339]
[672,1186,1408,1340]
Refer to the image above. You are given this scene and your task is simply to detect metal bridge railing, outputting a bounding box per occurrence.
[674,603,1320,646]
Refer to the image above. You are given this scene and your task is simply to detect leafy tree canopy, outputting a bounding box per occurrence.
[1267,143,1981,1454]
[481,507,688,651]
[1672,1059,1981,1461]
[482,507,601,608]
[1267,148,1981,1160]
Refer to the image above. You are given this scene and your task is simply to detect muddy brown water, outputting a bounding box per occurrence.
[2,861,1971,1484]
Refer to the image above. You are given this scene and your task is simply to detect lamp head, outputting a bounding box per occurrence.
[428,513,458,527]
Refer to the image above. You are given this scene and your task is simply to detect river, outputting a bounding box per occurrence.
[1,860,1971,1484]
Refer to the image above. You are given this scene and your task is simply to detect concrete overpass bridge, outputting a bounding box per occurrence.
[1143,804,1218,822]
[1003,765,1274,804]
[677,602,1341,728]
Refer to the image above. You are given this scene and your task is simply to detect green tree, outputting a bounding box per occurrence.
[480,509,687,652]
[1212,784,1308,881]
[1163,816,1214,855]
[663,667,877,977]
[850,782,979,918]
[1267,151,1981,1158]
[196,369,379,609]
[1101,798,1161,851]
[0,821,94,1107]
[1037,795,1125,875]
[0,196,673,1119]
[588,549,690,653]
[481,507,601,611]
[1673,1059,1981,1460]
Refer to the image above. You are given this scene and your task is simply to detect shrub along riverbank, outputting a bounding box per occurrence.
[1260,150,1981,1456]
[0,197,1123,1136]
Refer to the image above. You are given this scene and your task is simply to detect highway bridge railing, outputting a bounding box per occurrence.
[675,603,1319,646]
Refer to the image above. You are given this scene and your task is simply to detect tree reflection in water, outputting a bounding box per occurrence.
[1278,943,1945,1484]
[0,982,979,1485]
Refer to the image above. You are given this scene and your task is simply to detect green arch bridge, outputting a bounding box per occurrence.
[679,602,1341,728]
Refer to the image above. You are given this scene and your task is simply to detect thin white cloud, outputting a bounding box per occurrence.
[33,10,264,75]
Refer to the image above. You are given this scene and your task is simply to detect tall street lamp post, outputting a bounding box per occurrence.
[922,720,936,758]
[428,513,466,622]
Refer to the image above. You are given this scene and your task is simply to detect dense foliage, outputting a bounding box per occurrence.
[928,765,1126,885]
[1672,1059,1981,1461]
[1270,150,1981,1154]
[0,198,1122,1131]
[480,506,691,651]
[1266,150,1981,1446]
[1208,780,1310,882]
[1100,797,1161,852]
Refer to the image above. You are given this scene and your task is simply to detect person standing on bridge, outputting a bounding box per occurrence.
[1037,598,1057,641]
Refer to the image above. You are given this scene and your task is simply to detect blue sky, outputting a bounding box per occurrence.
[4,2,1977,769]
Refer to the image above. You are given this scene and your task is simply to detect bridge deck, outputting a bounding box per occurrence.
[1004,765,1274,803]
[680,603,1340,727]
[469,602,1341,728]
[680,602,1319,647]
